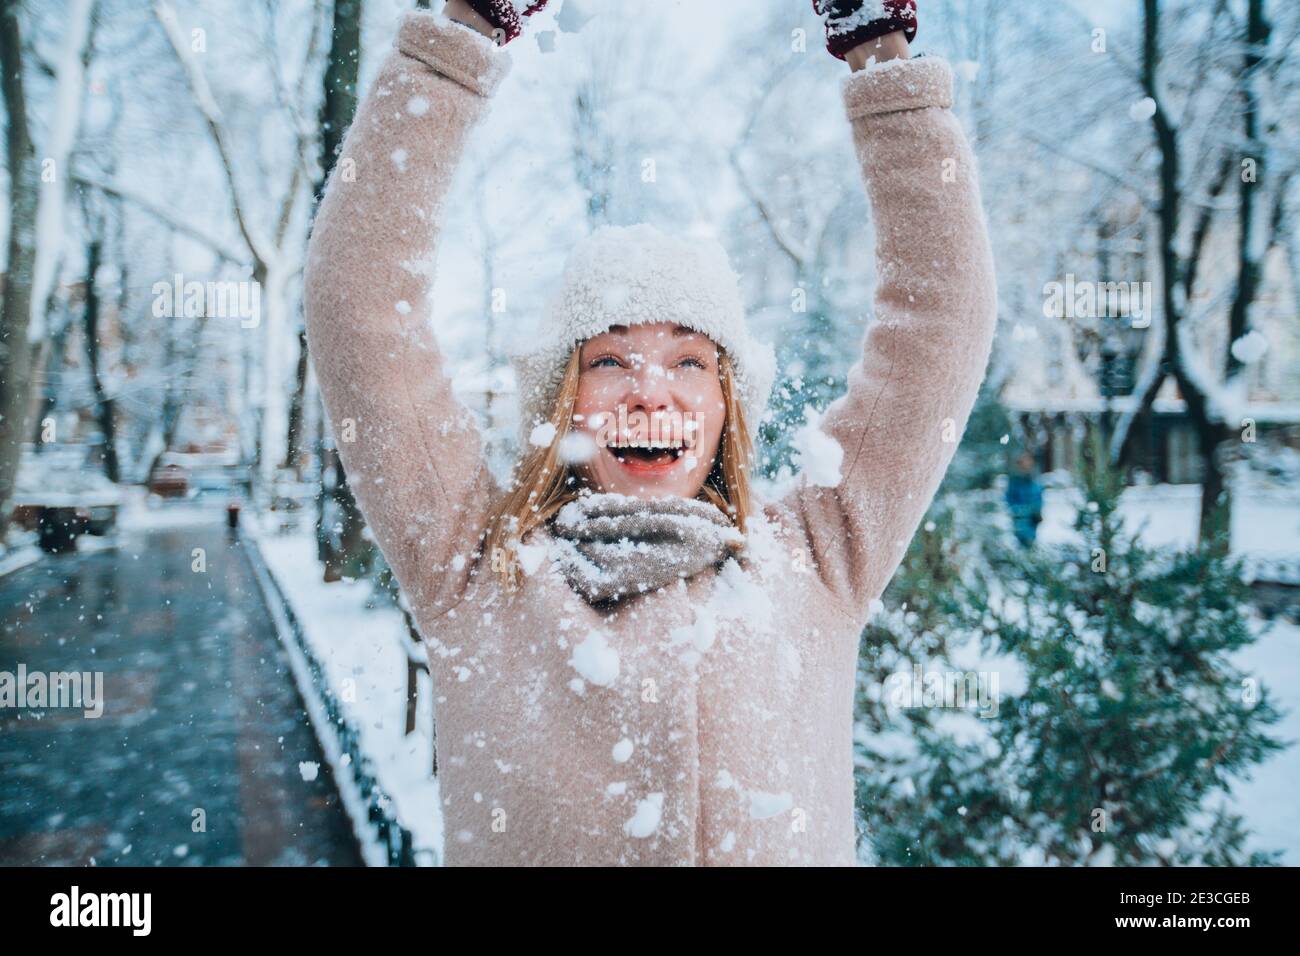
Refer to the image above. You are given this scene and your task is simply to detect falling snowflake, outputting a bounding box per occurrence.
[1129,97,1157,121]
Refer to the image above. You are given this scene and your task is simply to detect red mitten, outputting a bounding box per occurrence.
[460,0,550,46]
[811,0,917,61]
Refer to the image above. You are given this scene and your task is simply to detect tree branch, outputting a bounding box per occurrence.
[152,0,272,266]
[73,173,245,264]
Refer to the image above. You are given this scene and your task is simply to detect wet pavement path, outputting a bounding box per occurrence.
[0,518,363,865]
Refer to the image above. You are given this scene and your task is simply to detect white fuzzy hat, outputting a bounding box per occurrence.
[511,223,777,448]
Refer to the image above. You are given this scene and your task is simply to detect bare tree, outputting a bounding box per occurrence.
[78,199,119,481]
[1133,0,1296,545]
[0,0,40,539]
[311,0,367,582]
[31,0,96,343]
[151,0,323,494]
[721,6,875,470]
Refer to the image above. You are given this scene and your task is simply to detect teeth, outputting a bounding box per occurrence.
[613,438,682,449]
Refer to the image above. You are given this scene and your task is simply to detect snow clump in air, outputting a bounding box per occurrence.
[569,629,620,687]
[791,405,844,487]
[558,430,597,464]
[624,792,664,838]
[529,421,557,447]
[1230,330,1268,364]
[1129,97,1157,121]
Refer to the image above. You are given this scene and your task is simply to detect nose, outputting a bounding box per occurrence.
[621,362,676,418]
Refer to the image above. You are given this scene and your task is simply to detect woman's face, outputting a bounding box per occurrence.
[569,321,726,500]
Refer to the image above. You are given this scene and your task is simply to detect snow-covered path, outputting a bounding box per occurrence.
[0,519,363,865]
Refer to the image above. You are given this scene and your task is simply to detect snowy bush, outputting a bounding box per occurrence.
[855,439,1287,865]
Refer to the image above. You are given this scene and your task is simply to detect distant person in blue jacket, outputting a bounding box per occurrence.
[1006,452,1044,548]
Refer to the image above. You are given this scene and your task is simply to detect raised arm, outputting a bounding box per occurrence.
[303,9,510,619]
[782,36,998,619]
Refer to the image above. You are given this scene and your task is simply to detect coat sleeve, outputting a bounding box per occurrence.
[779,56,997,619]
[303,12,511,622]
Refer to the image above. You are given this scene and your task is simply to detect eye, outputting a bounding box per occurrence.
[589,355,624,369]
[677,355,708,370]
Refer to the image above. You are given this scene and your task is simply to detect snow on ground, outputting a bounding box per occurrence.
[252,524,443,864]
[1037,481,1300,561]
[116,487,222,529]
[1231,617,1300,863]
[0,542,42,580]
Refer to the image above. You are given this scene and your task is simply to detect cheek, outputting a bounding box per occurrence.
[702,413,725,454]
[571,384,594,419]
[572,377,614,421]
[682,381,726,452]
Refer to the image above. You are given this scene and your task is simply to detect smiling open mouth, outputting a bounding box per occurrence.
[608,438,688,467]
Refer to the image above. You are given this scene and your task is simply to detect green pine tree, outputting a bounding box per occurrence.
[757,291,855,481]
[855,430,1287,865]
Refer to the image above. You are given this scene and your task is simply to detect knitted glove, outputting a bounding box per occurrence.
[811,0,918,61]
[459,0,550,46]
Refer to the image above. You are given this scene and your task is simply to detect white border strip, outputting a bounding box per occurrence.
[241,531,390,867]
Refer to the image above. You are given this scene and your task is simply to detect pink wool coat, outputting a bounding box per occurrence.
[303,12,997,866]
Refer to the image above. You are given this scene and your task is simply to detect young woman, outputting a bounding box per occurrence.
[303,0,996,866]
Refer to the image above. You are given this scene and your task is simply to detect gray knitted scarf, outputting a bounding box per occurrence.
[547,492,744,605]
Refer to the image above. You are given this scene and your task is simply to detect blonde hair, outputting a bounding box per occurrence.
[484,344,755,591]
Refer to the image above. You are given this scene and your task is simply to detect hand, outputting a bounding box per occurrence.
[812,0,917,63]
[445,0,550,47]
[444,0,495,39]
[845,29,911,71]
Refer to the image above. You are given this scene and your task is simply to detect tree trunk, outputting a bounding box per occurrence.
[1227,0,1269,381]
[1197,0,1270,551]
[30,325,68,448]
[1109,153,1234,469]
[283,324,309,474]
[1143,0,1231,549]
[0,0,40,539]
[82,235,119,482]
[30,284,69,449]
[1196,0,1270,553]
[256,260,289,493]
[313,0,369,582]
[315,0,360,202]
